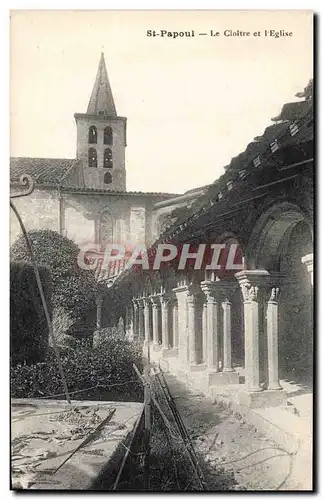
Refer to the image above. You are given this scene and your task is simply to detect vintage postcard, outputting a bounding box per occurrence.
[10,10,314,491]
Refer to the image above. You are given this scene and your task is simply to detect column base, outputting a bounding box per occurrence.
[237,389,287,409]
[162,348,178,359]
[208,370,240,386]
[189,363,207,373]
[153,343,162,352]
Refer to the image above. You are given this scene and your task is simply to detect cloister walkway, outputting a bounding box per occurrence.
[163,372,312,491]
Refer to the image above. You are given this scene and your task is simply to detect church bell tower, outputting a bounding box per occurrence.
[74,53,127,191]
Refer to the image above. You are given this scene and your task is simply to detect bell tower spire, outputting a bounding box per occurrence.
[87,53,117,116]
[74,53,127,191]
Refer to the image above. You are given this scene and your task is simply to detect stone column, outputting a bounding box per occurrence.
[266,286,282,391]
[96,291,104,330]
[160,295,171,349]
[302,253,313,285]
[132,299,139,338]
[222,298,234,372]
[125,303,133,340]
[137,298,145,341]
[202,301,208,363]
[151,295,160,347]
[143,298,150,344]
[186,286,202,365]
[172,300,179,349]
[235,270,269,392]
[173,286,189,365]
[201,283,219,371]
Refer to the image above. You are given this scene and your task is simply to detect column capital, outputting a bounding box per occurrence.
[150,294,161,308]
[201,279,237,302]
[160,293,174,307]
[186,285,202,306]
[132,298,139,309]
[143,297,151,308]
[235,269,270,303]
[267,286,281,304]
[96,291,104,306]
[135,297,144,308]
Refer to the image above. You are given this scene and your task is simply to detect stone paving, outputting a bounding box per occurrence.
[164,373,312,491]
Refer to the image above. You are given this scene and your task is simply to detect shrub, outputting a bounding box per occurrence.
[10,230,99,334]
[10,262,52,365]
[11,328,144,402]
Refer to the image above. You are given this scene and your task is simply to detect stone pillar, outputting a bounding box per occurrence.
[302,253,313,285]
[235,270,270,392]
[96,291,104,330]
[222,299,233,372]
[151,296,160,347]
[266,287,282,391]
[173,286,189,365]
[132,300,138,338]
[201,282,219,371]
[143,298,150,344]
[125,303,133,340]
[172,300,179,349]
[202,301,208,363]
[137,298,145,341]
[160,295,170,349]
[186,286,202,365]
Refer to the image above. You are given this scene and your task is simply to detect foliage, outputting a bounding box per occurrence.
[10,262,52,365]
[10,230,99,330]
[11,328,144,402]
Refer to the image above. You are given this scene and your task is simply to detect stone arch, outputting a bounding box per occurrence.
[88,126,97,144]
[98,209,114,247]
[104,126,113,146]
[246,201,313,382]
[88,147,97,168]
[214,232,244,369]
[246,202,313,271]
[104,148,113,168]
[104,172,112,184]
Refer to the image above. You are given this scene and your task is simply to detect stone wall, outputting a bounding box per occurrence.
[10,186,176,249]
[10,188,60,244]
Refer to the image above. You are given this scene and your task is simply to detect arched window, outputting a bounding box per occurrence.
[104,126,113,146]
[104,148,113,168]
[104,172,112,184]
[99,210,113,246]
[88,148,97,168]
[88,126,97,144]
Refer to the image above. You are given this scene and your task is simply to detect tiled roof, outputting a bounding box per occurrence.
[10,157,80,186]
[60,186,180,197]
[123,79,314,259]
[10,158,180,198]
[156,84,313,241]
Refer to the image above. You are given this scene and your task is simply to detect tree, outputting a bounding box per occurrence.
[11,230,99,337]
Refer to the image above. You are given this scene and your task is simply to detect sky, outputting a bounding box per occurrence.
[10,10,313,194]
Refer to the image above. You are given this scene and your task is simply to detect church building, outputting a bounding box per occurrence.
[10,53,185,249]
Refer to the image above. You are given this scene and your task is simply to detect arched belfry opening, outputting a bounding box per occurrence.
[88,148,97,168]
[104,126,113,146]
[88,126,97,144]
[104,148,113,168]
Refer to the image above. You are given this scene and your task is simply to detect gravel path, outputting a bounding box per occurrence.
[164,374,297,491]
